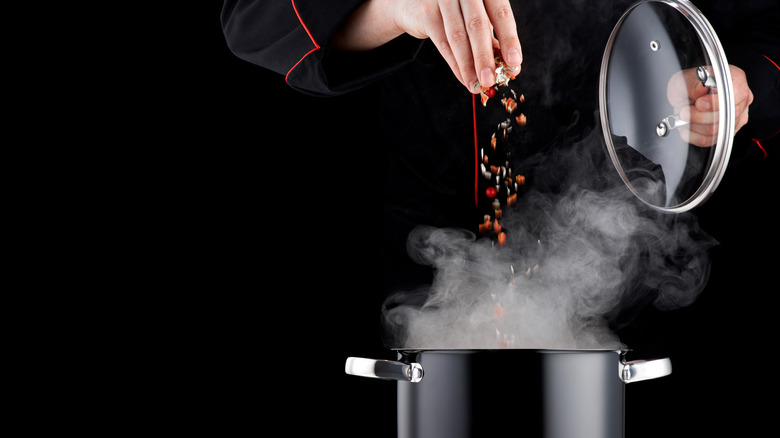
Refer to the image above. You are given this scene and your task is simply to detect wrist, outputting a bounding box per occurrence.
[333,0,404,52]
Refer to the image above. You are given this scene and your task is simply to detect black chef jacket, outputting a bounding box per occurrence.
[223,0,778,292]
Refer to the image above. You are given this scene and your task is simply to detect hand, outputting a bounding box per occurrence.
[391,0,522,92]
[729,65,753,135]
[334,0,523,93]
[666,65,754,147]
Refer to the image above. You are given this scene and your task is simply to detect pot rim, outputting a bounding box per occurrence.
[392,347,628,353]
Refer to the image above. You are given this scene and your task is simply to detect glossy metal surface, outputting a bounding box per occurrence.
[622,358,672,383]
[345,357,424,383]
[345,349,671,438]
[345,352,672,385]
[395,350,630,438]
[542,351,624,438]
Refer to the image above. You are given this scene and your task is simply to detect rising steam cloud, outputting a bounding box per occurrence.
[383,126,716,350]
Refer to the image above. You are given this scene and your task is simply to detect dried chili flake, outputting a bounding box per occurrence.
[502,97,517,113]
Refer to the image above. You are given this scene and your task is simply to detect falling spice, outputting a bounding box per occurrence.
[502,97,517,113]
[476,52,528,246]
[473,53,543,348]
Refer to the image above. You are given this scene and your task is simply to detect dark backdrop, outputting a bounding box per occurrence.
[210,3,777,437]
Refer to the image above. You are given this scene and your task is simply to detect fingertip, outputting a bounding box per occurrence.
[506,47,522,68]
[479,67,495,88]
[468,79,482,94]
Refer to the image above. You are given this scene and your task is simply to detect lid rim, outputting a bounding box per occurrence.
[599,0,735,213]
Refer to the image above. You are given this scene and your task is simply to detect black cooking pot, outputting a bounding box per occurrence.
[346,349,671,438]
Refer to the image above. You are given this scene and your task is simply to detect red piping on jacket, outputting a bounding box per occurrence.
[750,54,780,158]
[762,54,780,72]
[286,0,321,83]
[752,129,779,158]
[473,94,479,207]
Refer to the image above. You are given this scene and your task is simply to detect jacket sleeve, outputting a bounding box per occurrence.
[698,0,780,157]
[221,0,423,97]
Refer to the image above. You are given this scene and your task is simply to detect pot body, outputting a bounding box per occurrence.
[395,349,625,438]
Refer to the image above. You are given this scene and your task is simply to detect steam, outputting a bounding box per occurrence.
[380,2,716,350]
[383,126,716,350]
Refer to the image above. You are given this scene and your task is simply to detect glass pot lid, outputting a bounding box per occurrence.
[599,0,735,212]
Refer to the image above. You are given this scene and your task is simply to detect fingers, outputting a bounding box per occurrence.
[682,94,718,125]
[485,0,522,70]
[673,64,755,146]
[437,0,482,90]
[455,0,499,90]
[681,67,755,146]
[680,129,716,148]
[428,0,522,93]
[680,96,718,147]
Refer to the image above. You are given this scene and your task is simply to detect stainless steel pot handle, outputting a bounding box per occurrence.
[620,358,672,383]
[345,357,424,383]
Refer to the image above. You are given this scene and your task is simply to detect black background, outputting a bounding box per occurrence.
[209,3,777,436]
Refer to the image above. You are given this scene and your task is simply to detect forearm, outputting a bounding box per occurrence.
[332,0,404,52]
